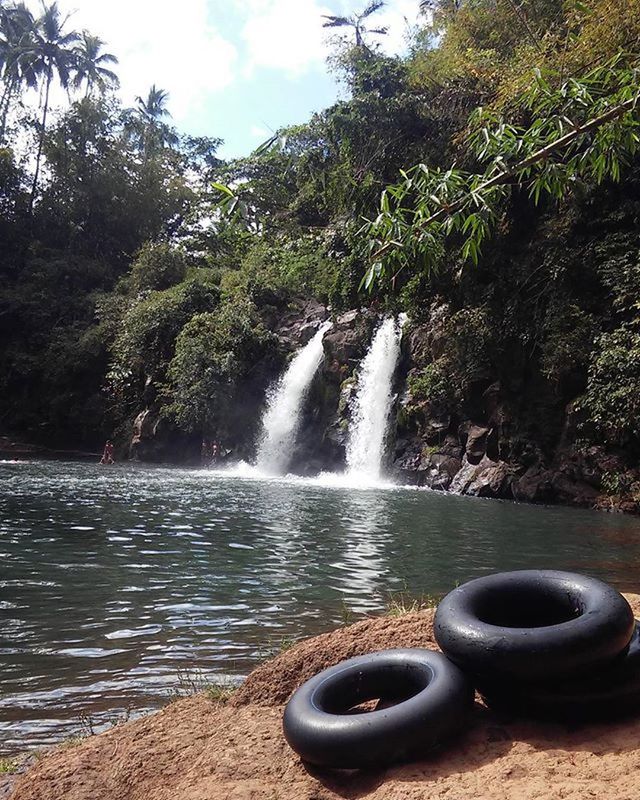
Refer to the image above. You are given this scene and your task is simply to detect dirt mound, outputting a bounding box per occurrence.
[11,596,640,800]
[232,609,438,706]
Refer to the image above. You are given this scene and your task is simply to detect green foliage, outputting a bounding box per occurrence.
[596,242,640,313]
[165,301,278,432]
[578,326,640,445]
[408,362,451,407]
[2,0,640,473]
[108,274,221,395]
[540,302,597,385]
[601,470,633,497]
[224,236,342,303]
[362,58,640,288]
[129,243,187,293]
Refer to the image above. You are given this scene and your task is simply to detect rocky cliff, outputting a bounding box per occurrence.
[128,301,640,514]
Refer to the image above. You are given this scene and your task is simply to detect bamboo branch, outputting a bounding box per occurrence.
[420,94,639,228]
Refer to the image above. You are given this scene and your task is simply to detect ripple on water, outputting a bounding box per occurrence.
[105,625,164,640]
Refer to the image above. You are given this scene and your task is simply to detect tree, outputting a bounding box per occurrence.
[322,1,388,51]
[71,31,119,98]
[135,84,170,123]
[0,2,38,142]
[28,1,79,208]
[130,84,178,156]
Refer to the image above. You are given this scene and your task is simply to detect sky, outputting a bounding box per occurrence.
[35,0,424,158]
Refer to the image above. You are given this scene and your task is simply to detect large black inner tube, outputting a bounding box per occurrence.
[479,621,640,720]
[434,570,634,682]
[282,648,473,769]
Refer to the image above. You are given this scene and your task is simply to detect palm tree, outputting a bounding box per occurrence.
[71,31,119,98]
[0,2,38,141]
[28,1,79,207]
[322,1,388,50]
[131,84,177,156]
[135,84,171,122]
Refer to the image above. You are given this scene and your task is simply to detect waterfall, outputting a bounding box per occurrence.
[346,314,408,481]
[255,321,332,475]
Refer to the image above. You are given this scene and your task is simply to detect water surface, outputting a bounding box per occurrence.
[2,460,640,754]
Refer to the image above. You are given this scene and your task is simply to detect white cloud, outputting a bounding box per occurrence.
[235,0,421,78]
[238,0,333,77]
[376,0,424,55]
[31,0,238,122]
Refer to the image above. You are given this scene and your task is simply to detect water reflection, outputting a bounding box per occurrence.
[1,460,640,754]
[329,489,392,612]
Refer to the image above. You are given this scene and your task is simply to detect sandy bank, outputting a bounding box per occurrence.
[9,595,640,800]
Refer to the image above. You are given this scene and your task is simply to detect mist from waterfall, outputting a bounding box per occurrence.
[345,314,408,481]
[255,320,332,475]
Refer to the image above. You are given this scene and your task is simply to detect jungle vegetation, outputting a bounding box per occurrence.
[0,0,639,466]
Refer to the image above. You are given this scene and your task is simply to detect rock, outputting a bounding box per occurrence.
[419,453,463,490]
[450,456,515,499]
[335,309,359,326]
[550,470,600,508]
[405,302,451,363]
[465,425,491,464]
[512,467,554,504]
[130,408,160,460]
[423,414,452,444]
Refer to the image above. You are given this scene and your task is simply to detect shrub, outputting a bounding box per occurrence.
[165,300,278,431]
[578,326,640,445]
[129,243,188,293]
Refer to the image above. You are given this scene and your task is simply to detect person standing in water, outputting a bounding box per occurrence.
[100,440,114,464]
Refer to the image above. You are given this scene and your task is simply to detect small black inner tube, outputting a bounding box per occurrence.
[474,586,582,629]
[283,648,473,769]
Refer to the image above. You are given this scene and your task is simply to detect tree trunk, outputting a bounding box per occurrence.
[30,63,52,214]
[0,76,17,142]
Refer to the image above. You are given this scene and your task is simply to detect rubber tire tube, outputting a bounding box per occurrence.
[282,648,473,769]
[479,620,640,721]
[434,570,634,682]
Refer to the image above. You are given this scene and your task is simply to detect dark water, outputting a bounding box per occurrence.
[2,460,640,754]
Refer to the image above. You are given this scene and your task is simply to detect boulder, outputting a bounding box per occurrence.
[449,456,515,499]
[465,425,491,464]
[512,466,554,504]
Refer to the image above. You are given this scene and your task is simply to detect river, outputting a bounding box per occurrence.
[2,459,640,754]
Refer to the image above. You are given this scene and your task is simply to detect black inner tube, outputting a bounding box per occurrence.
[283,649,473,768]
[434,570,635,681]
[316,662,432,714]
[474,586,583,628]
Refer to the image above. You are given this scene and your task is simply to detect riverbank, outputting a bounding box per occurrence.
[0,436,99,463]
[8,595,640,800]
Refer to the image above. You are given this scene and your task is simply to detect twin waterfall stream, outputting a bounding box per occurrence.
[254,315,407,484]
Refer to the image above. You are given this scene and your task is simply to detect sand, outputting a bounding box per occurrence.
[8,596,640,800]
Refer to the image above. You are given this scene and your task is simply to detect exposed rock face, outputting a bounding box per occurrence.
[130,408,200,464]
[290,308,378,473]
[390,303,640,512]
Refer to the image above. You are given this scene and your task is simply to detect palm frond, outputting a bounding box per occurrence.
[321,15,352,28]
[361,1,385,20]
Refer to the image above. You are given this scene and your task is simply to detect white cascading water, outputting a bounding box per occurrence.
[255,320,332,475]
[345,314,408,481]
